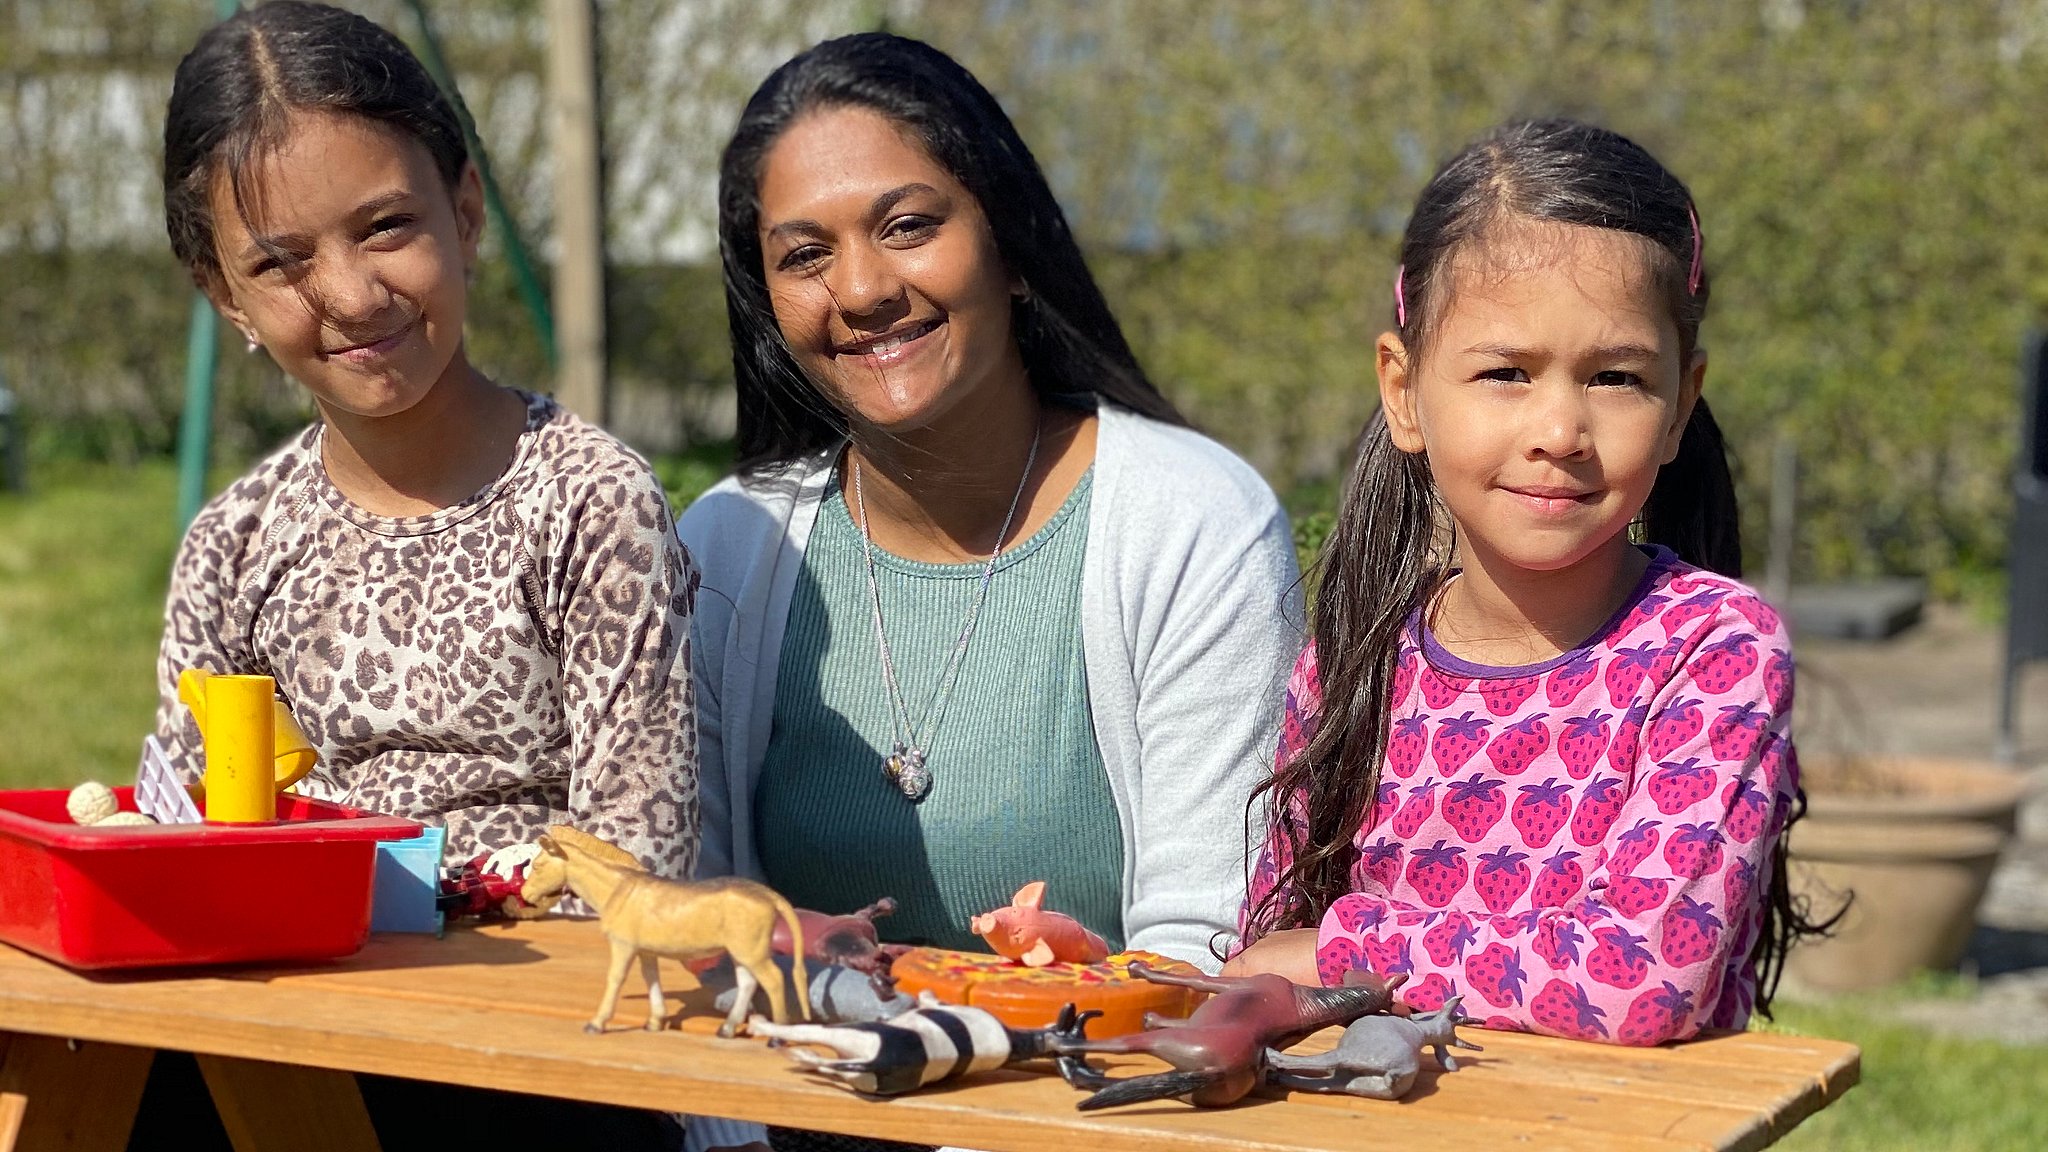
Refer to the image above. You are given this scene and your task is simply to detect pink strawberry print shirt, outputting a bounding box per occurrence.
[1245,546,1796,1045]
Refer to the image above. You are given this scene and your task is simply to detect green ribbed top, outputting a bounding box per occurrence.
[754,468,1124,952]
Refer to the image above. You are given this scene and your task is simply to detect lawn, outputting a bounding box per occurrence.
[0,461,181,787]
[1765,979,2048,1151]
[5,463,2048,1149]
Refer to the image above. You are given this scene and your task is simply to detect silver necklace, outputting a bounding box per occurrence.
[850,422,1041,802]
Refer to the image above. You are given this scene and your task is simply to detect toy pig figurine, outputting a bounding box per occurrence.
[971,882,1109,967]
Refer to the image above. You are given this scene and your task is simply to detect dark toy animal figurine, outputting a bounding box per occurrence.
[1263,998,1481,1100]
[1054,962,1404,1109]
[775,898,903,993]
[748,992,1090,1096]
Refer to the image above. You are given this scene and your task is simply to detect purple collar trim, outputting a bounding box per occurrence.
[1416,545,1678,679]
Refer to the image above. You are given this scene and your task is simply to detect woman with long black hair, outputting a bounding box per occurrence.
[680,35,1298,1145]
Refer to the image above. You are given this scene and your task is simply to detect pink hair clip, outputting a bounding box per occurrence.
[1395,264,1408,328]
[1686,206,1703,296]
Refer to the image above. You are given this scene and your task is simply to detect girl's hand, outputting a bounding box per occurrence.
[1222,928,1323,985]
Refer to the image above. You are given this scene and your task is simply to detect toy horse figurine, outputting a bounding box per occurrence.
[1053,963,1404,1109]
[1263,998,1481,1101]
[748,993,1092,1095]
[519,826,809,1038]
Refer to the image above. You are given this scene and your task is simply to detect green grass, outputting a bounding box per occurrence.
[0,461,182,787]
[1764,978,2048,1151]
[652,439,731,513]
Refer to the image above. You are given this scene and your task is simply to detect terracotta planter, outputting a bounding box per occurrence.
[1784,758,2029,993]
[1799,757,2032,835]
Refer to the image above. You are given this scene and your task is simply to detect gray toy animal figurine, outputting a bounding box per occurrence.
[1262,998,1482,1101]
[707,955,918,1024]
[747,992,1090,1096]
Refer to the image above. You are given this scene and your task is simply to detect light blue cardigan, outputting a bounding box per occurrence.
[677,405,1301,964]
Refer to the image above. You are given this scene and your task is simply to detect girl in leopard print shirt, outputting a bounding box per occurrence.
[150,1,698,880]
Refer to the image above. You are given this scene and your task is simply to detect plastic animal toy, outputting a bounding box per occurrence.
[971,881,1109,967]
[1262,998,1481,1100]
[775,898,903,993]
[747,992,1091,1095]
[1053,963,1404,1109]
[520,826,809,1038]
[707,955,917,1024]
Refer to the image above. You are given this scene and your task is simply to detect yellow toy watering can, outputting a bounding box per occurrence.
[177,668,320,823]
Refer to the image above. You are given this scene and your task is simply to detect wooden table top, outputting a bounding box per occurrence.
[0,919,1858,1151]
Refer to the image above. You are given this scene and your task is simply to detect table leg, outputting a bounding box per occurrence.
[194,1055,382,1152]
[0,1031,155,1152]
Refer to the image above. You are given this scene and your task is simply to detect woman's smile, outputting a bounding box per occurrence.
[836,315,944,369]
[757,106,1026,434]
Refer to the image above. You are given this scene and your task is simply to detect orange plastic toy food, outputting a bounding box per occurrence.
[890,947,1205,1038]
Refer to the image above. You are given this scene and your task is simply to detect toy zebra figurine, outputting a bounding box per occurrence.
[747,993,1091,1096]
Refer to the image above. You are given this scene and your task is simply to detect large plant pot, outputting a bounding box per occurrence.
[1785,758,2028,993]
[1784,820,2006,992]
[1799,757,2032,835]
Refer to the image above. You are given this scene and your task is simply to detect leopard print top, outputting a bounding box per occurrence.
[150,391,699,877]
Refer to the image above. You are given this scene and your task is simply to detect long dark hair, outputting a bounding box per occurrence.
[163,1,468,283]
[716,32,1184,470]
[1247,119,1829,1018]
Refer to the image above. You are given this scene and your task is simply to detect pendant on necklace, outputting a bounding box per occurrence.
[883,744,933,803]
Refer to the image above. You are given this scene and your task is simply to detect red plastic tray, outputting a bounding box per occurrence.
[0,786,422,970]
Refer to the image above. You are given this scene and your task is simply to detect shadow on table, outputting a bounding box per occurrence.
[1023,1058,1471,1118]
[78,923,550,986]
[1966,924,2048,978]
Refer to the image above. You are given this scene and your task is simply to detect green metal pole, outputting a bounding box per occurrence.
[174,295,221,529]
[175,0,242,532]
[403,0,557,366]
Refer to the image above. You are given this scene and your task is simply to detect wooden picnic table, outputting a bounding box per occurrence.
[0,917,1858,1152]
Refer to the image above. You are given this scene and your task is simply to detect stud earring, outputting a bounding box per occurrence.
[242,331,261,354]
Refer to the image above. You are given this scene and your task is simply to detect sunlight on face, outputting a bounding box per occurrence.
[208,109,481,421]
[1386,219,1700,576]
[755,105,1023,434]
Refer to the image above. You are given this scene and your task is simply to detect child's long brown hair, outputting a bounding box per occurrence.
[1244,119,1831,1017]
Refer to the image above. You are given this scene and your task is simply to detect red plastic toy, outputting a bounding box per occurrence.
[0,786,420,970]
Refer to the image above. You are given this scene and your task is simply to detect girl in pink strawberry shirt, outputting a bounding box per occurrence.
[1226,119,1831,1046]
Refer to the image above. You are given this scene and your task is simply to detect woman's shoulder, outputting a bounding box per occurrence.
[1093,405,1289,555]
[1097,405,1280,508]
[676,452,833,550]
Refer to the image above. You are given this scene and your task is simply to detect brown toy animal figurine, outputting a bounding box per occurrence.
[775,898,903,993]
[520,826,810,1037]
[1053,963,1404,1109]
